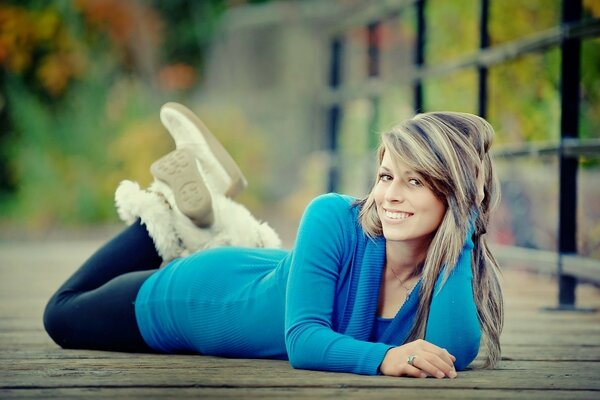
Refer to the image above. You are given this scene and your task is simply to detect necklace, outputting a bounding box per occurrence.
[389,265,417,297]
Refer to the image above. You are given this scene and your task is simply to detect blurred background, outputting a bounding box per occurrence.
[0,0,598,263]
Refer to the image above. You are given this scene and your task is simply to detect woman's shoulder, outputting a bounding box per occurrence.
[298,193,362,255]
[305,193,360,217]
[307,192,358,207]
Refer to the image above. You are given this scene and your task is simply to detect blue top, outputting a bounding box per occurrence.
[134,193,481,375]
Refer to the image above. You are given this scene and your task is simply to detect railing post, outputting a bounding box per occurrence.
[367,21,381,190]
[554,0,583,310]
[327,37,343,193]
[414,0,426,112]
[367,21,381,147]
[478,0,489,118]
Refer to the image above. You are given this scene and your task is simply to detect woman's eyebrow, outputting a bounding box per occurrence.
[380,165,420,176]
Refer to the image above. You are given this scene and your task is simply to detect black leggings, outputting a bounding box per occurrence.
[43,221,162,352]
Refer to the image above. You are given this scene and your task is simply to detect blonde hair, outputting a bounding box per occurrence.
[358,111,503,368]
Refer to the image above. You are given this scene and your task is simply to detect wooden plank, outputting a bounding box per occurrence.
[2,388,599,400]
[2,240,600,398]
[2,342,600,363]
[1,358,599,390]
[501,344,600,361]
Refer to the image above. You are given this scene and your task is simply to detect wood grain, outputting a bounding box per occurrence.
[1,240,599,399]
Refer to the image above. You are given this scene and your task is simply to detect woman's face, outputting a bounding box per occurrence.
[373,150,446,244]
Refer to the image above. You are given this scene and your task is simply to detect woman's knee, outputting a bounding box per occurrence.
[43,292,75,348]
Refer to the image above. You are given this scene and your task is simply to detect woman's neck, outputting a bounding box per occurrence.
[385,239,430,278]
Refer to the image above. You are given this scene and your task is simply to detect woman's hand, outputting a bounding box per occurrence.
[379,339,458,378]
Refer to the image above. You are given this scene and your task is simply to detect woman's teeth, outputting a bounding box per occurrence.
[385,210,412,220]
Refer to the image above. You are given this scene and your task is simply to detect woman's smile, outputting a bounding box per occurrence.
[383,209,413,222]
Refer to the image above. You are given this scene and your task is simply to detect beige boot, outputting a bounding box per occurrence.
[151,148,214,228]
[115,179,282,263]
[159,102,247,198]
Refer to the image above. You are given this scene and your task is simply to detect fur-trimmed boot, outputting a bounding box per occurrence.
[159,102,247,198]
[150,177,282,255]
[115,109,281,261]
[115,168,281,261]
[114,180,185,261]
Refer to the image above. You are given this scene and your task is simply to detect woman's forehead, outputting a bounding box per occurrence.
[380,151,419,175]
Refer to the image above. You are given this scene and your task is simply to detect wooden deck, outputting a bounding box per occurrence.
[1,239,600,399]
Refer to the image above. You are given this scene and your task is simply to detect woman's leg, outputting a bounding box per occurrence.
[44,220,163,352]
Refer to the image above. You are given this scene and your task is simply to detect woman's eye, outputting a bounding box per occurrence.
[379,173,392,182]
[408,178,422,187]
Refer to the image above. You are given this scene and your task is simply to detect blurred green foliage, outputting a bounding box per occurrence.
[426,0,600,144]
[334,0,599,257]
[0,0,273,232]
[0,0,598,243]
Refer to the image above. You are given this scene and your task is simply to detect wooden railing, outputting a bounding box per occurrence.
[323,0,600,310]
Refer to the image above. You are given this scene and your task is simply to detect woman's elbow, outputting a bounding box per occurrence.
[286,344,313,370]
[287,353,307,370]
[453,335,481,371]
[285,338,308,369]
[285,331,318,370]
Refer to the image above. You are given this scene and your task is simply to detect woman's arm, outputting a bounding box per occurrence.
[284,194,392,375]
[424,229,481,370]
[378,230,479,378]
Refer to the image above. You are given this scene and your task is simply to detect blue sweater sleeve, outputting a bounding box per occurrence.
[424,231,481,370]
[284,194,392,375]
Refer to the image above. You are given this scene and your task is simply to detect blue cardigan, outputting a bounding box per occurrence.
[135,193,481,375]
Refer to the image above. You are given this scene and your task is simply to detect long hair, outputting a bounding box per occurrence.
[358,111,503,368]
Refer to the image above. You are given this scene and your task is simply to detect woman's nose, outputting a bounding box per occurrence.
[384,181,405,203]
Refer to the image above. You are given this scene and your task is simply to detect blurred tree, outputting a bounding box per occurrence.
[0,0,596,237]
[0,0,279,232]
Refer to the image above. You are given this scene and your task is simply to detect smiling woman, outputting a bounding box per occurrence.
[358,111,503,374]
[374,154,446,244]
[43,104,503,380]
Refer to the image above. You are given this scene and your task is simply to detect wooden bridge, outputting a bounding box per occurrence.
[1,238,599,399]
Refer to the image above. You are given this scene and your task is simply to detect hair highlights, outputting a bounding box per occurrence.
[358,111,503,368]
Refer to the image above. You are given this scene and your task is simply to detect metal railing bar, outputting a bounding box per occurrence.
[321,18,600,105]
[328,0,418,35]
[417,17,600,78]
[492,138,600,158]
[492,245,600,284]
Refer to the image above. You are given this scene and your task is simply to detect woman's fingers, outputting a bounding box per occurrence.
[413,340,456,370]
[379,340,459,378]
[420,352,458,378]
[400,364,428,378]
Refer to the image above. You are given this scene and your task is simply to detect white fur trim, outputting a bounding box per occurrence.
[115,178,282,264]
[114,180,184,261]
[150,178,281,253]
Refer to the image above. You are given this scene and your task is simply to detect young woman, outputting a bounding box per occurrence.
[44,104,503,378]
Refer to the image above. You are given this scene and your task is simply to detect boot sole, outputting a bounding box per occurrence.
[160,102,248,198]
[151,149,214,227]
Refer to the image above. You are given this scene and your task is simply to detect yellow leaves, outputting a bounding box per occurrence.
[35,10,60,42]
[1,1,192,98]
[584,0,600,18]
[0,5,36,73]
[0,4,85,97]
[36,52,86,97]
[75,0,164,71]
[108,118,171,187]
[490,0,560,45]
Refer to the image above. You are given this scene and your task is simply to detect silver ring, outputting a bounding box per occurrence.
[407,355,416,366]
